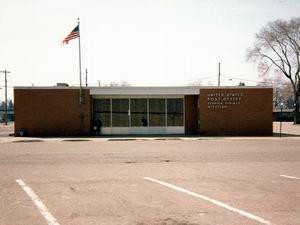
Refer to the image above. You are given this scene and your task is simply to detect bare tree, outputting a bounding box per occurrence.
[247,17,300,124]
[8,100,14,110]
[270,83,294,109]
[109,80,131,87]
[109,82,119,87]
[120,80,131,87]
[256,73,294,108]
[188,80,203,86]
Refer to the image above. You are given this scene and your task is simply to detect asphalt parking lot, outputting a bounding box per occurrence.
[0,123,300,225]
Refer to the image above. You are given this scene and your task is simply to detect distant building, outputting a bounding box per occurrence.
[14,86,273,136]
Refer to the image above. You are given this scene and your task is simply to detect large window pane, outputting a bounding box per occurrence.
[149,99,165,126]
[167,98,183,126]
[131,99,148,127]
[112,99,129,127]
[93,99,111,127]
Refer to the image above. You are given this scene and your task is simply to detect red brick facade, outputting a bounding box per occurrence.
[14,88,91,136]
[199,88,273,135]
[14,87,273,136]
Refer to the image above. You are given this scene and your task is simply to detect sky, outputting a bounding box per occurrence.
[1,0,300,100]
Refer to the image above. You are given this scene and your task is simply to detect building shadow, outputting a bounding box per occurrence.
[273,132,300,137]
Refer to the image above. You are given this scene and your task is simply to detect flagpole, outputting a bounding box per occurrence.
[78,18,83,104]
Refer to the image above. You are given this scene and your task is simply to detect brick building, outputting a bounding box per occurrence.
[14,86,273,136]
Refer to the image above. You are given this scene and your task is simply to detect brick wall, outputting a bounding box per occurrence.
[14,88,91,136]
[199,88,273,135]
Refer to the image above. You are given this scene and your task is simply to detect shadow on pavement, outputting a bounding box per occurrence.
[273,132,300,137]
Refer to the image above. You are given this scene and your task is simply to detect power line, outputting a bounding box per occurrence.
[221,75,291,86]
[221,75,264,83]
[0,85,14,88]
[186,76,217,82]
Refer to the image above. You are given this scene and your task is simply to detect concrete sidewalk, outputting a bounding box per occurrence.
[0,122,14,137]
[0,122,300,143]
[273,122,300,137]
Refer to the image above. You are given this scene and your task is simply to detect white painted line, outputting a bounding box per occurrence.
[144,177,271,225]
[16,179,60,225]
[280,175,300,180]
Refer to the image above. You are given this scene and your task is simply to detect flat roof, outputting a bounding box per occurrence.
[14,86,273,95]
[89,86,202,95]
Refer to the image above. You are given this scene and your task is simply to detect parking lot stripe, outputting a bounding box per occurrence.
[144,177,271,225]
[16,179,61,225]
[280,175,300,180]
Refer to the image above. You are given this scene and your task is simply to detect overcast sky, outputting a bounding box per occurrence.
[1,0,300,100]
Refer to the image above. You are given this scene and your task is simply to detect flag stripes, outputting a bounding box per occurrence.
[62,25,79,44]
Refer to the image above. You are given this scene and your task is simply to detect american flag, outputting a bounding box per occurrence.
[62,25,79,44]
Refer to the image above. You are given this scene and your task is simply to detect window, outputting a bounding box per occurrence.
[112,99,129,127]
[149,99,165,126]
[167,98,184,126]
[131,99,148,127]
[93,99,111,127]
[94,97,183,128]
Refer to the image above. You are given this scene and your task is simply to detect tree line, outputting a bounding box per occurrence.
[0,100,14,110]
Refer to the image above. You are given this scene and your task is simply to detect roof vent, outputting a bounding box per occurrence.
[56,83,69,87]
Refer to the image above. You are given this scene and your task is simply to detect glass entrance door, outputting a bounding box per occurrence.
[93,97,184,134]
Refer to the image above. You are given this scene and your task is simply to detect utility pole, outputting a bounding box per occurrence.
[98,80,101,87]
[0,69,11,125]
[85,68,88,87]
[218,62,221,87]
